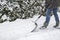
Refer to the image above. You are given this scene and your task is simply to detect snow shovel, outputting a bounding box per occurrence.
[31,14,43,32]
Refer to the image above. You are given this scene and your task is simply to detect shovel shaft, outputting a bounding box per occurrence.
[35,14,42,22]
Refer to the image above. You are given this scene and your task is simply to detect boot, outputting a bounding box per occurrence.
[54,22,59,28]
[40,22,48,29]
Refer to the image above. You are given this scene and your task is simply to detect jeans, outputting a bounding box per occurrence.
[45,8,59,24]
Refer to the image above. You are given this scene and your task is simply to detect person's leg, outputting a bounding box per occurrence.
[45,8,52,24]
[41,8,52,28]
[53,8,59,27]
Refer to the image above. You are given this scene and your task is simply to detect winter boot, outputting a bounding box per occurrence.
[40,22,48,29]
[54,22,59,28]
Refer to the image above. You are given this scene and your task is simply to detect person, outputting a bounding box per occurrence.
[41,0,59,29]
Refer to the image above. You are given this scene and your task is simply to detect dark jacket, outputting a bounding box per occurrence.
[45,0,59,9]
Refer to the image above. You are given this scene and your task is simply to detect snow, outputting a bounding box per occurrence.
[0,12,60,40]
[18,30,60,40]
[0,19,36,40]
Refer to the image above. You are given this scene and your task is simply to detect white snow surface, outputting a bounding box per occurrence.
[0,12,60,40]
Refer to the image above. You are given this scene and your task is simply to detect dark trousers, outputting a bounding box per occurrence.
[45,8,59,24]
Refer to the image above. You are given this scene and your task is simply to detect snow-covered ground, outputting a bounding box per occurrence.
[0,12,60,40]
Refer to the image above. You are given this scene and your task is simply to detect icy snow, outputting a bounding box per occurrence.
[0,12,60,40]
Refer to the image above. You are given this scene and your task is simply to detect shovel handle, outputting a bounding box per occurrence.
[35,14,42,22]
